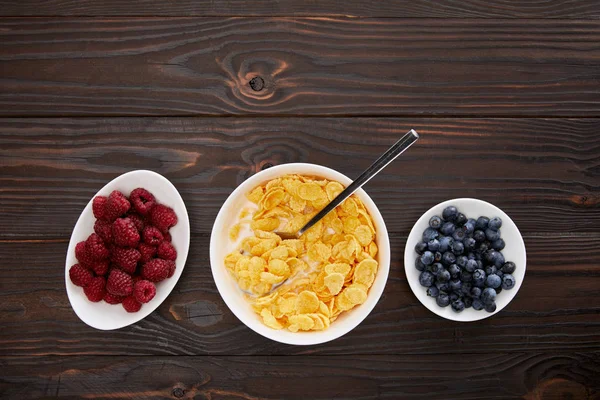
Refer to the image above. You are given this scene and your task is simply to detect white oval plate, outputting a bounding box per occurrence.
[65,170,190,330]
[210,163,391,345]
[404,198,526,322]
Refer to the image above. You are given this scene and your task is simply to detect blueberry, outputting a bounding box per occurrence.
[464,218,476,234]
[429,215,443,229]
[463,296,473,308]
[434,251,443,263]
[472,269,486,286]
[448,264,461,279]
[452,228,466,242]
[437,269,451,283]
[427,286,439,297]
[423,227,440,242]
[476,216,489,230]
[472,298,484,310]
[436,293,450,307]
[502,261,516,274]
[442,251,456,266]
[450,292,460,302]
[502,274,516,290]
[476,260,483,269]
[449,279,462,292]
[485,228,501,241]
[452,241,465,255]
[436,281,450,292]
[478,242,489,254]
[488,217,502,230]
[471,287,482,298]
[421,251,434,266]
[438,236,453,253]
[493,252,505,268]
[481,287,497,305]
[415,258,426,271]
[419,271,435,287]
[415,241,427,255]
[484,302,497,313]
[491,238,505,251]
[464,237,476,251]
[496,286,503,294]
[442,206,458,222]
[440,222,456,236]
[485,250,497,264]
[451,299,465,312]
[485,265,497,276]
[456,213,468,225]
[427,239,440,252]
[461,282,472,296]
[429,262,444,275]
[465,259,478,273]
[486,274,502,289]
[473,230,486,242]
[495,270,504,279]
[456,256,468,268]
[467,252,476,260]
[460,270,472,282]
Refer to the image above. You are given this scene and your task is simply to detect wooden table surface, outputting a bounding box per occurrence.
[1,2,600,399]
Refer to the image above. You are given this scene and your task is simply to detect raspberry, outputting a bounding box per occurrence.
[157,241,177,261]
[143,226,163,246]
[93,196,108,220]
[130,188,156,216]
[111,246,141,275]
[103,292,126,304]
[127,213,145,233]
[141,259,173,282]
[138,243,157,263]
[163,232,172,243]
[134,280,157,303]
[122,296,142,313]
[94,219,113,244]
[105,190,130,222]
[86,233,109,260]
[84,276,106,302]
[167,260,176,278]
[106,269,134,297]
[69,264,93,287]
[75,241,94,268]
[149,204,178,233]
[91,259,110,276]
[112,218,140,248]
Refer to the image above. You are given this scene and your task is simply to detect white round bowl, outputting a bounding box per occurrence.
[210,163,390,345]
[65,170,190,330]
[405,198,526,322]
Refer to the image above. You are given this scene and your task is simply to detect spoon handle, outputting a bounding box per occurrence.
[298,129,419,236]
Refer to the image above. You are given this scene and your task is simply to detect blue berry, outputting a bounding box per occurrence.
[429,263,444,275]
[460,270,472,282]
[465,259,478,272]
[429,215,442,229]
[463,296,473,308]
[449,279,462,292]
[442,251,456,266]
[491,238,505,251]
[421,251,434,266]
[415,258,426,271]
[464,237,476,251]
[434,251,443,263]
[451,299,465,312]
[485,265,497,276]
[440,222,456,236]
[448,264,461,279]
[452,228,466,242]
[471,287,482,298]
[502,274,516,290]
[485,228,501,241]
[423,227,440,242]
[450,292,460,302]
[476,260,483,269]
[467,252,476,260]
[478,242,490,254]
[438,236,453,253]
[452,241,465,255]
[435,281,450,292]
[456,213,468,225]
[488,217,502,230]
[472,298,484,310]
[415,241,427,254]
[493,252,505,268]
[495,270,504,278]
[502,261,516,274]
[437,269,451,283]
[464,218,476,234]
[475,216,489,230]
[456,255,468,268]
[481,287,497,305]
[461,282,472,296]
[427,286,439,297]
[436,293,450,307]
[484,302,497,313]
[442,206,458,222]
[427,239,440,252]
[472,269,486,286]
[419,271,435,287]
[473,230,486,242]
[486,274,502,289]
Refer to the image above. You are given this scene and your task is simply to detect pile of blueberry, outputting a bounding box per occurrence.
[415,206,517,313]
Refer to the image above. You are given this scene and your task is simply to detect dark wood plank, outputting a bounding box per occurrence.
[1,118,598,239]
[1,354,599,399]
[2,0,600,18]
[2,234,599,356]
[1,18,600,117]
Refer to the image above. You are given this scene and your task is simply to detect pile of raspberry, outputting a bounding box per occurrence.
[69,188,178,313]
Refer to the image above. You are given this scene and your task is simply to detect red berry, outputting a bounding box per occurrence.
[92,196,108,220]
[122,296,142,313]
[105,190,130,222]
[127,213,146,232]
[91,259,110,276]
[130,188,156,216]
[94,219,113,244]
[111,246,141,275]
[84,276,106,302]
[69,264,93,287]
[149,204,178,233]
[134,280,157,303]
[167,260,176,278]
[163,232,172,243]
[143,226,163,246]
[86,233,109,260]
[103,292,126,304]
[157,241,177,261]
[141,259,173,283]
[138,243,157,263]
[75,241,94,268]
[106,269,134,297]
[112,218,140,248]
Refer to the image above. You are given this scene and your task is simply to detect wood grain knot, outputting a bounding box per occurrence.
[172,387,185,398]
[169,300,223,327]
[249,76,264,92]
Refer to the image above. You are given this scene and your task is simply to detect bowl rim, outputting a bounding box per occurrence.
[404,197,526,322]
[210,163,391,345]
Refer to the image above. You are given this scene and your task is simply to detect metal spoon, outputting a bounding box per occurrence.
[274,129,420,241]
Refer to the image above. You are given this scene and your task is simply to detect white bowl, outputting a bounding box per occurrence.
[404,198,526,322]
[65,170,190,330]
[210,163,390,345]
